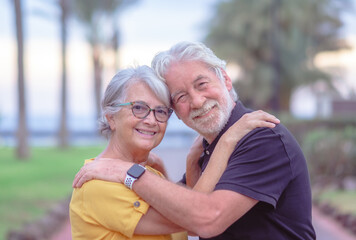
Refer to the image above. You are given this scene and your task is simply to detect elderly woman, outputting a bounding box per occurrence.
[70,65,279,240]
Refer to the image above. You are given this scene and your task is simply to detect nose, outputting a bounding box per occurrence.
[142,110,157,125]
[190,91,205,109]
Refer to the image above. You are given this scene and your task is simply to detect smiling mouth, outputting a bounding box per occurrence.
[136,129,156,136]
[193,105,216,120]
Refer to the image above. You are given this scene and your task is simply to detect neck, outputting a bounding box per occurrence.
[98,139,149,164]
[203,133,219,145]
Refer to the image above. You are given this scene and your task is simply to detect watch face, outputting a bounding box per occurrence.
[127,164,145,178]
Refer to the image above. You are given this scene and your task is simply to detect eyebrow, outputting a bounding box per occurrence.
[193,75,210,85]
[171,75,209,99]
[171,90,184,101]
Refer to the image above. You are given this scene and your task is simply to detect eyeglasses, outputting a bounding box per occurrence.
[117,101,173,123]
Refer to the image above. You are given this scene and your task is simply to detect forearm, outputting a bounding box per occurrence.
[185,155,201,188]
[132,173,256,238]
[185,135,203,188]
[133,171,218,234]
[135,207,184,235]
[193,137,235,192]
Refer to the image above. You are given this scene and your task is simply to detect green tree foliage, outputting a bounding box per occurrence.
[303,126,356,187]
[205,0,351,111]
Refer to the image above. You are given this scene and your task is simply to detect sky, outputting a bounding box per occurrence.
[0,0,219,133]
[0,0,355,133]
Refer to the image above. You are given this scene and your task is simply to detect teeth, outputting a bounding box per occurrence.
[191,102,217,119]
[137,129,155,135]
[193,107,212,118]
[199,109,211,117]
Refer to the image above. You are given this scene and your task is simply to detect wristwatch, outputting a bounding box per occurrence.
[124,164,146,189]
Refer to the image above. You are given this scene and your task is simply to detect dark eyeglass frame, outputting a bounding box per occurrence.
[117,101,173,123]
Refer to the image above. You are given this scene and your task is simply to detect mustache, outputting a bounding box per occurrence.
[190,100,218,119]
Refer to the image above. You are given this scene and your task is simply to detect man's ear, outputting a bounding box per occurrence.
[106,114,116,131]
[220,68,233,91]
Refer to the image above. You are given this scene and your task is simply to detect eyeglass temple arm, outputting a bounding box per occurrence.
[117,102,133,106]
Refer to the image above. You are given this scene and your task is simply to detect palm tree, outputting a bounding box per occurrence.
[58,0,69,148]
[31,0,71,148]
[101,0,138,71]
[72,0,138,122]
[13,0,30,159]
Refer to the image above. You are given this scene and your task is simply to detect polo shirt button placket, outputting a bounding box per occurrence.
[134,201,140,208]
[205,150,210,155]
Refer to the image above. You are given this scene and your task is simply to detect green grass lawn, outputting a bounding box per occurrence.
[316,189,356,215]
[0,146,104,240]
[1,146,356,240]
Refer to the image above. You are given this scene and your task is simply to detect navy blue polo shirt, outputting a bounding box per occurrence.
[199,101,316,240]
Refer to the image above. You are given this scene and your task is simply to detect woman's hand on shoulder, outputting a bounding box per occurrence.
[222,110,280,144]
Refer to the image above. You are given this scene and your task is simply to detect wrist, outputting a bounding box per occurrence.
[219,134,235,145]
[124,164,146,189]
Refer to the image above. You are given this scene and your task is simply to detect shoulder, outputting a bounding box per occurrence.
[234,126,284,154]
[146,165,166,178]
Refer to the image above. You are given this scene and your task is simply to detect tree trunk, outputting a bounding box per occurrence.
[14,0,30,160]
[112,29,120,71]
[59,0,69,148]
[270,0,281,113]
[93,44,102,124]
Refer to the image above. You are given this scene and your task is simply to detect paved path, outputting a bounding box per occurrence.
[312,207,356,240]
[50,220,71,240]
[51,147,356,240]
[51,207,356,240]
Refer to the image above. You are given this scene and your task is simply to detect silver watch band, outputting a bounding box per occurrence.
[124,174,136,189]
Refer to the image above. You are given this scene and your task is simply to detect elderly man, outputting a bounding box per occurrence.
[73,42,316,240]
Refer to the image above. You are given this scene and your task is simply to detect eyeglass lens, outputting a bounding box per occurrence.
[132,102,171,122]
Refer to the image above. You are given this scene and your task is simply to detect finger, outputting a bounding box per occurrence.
[74,172,90,188]
[257,120,276,128]
[75,174,87,188]
[262,113,280,124]
[72,167,86,188]
[247,116,276,127]
[251,110,280,124]
[72,170,82,188]
[240,117,278,130]
[260,111,280,123]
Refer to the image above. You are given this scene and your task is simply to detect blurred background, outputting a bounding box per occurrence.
[1,0,356,239]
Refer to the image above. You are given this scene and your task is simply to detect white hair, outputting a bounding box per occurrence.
[151,41,238,101]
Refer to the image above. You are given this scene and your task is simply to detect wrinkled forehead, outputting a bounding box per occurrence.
[164,60,216,85]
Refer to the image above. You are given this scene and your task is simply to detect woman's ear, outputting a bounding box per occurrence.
[106,114,116,131]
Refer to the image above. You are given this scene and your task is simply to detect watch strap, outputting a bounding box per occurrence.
[124,174,136,189]
[124,164,146,189]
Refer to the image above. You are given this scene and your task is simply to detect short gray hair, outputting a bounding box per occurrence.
[151,41,238,101]
[98,65,171,138]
